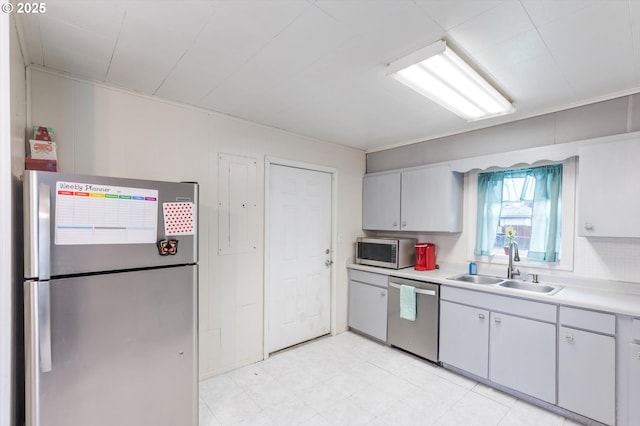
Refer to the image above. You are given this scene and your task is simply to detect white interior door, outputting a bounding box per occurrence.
[268,164,332,353]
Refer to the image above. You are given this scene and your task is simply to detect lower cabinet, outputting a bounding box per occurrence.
[348,270,388,341]
[440,286,557,404]
[630,343,640,426]
[558,307,616,425]
[440,300,489,378]
[490,312,556,403]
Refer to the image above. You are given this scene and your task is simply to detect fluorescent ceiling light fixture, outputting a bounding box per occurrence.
[387,40,515,121]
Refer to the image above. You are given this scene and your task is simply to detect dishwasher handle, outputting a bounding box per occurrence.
[389,282,436,296]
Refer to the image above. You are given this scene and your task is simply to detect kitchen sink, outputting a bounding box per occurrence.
[498,280,561,294]
[447,274,504,285]
[447,274,563,295]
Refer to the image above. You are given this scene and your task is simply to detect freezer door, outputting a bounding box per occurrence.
[24,266,197,426]
[24,170,198,278]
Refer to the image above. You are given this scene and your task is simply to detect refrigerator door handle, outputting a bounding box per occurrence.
[38,182,51,281]
[38,281,53,373]
[31,182,53,373]
[37,281,52,373]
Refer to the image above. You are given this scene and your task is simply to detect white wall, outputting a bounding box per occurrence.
[28,68,365,378]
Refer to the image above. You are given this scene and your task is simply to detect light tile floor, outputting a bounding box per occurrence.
[199,331,584,426]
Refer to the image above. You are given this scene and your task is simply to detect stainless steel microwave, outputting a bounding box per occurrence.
[355,237,417,269]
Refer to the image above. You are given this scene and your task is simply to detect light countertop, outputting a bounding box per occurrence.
[347,262,640,318]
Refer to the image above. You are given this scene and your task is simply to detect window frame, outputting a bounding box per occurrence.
[467,157,576,272]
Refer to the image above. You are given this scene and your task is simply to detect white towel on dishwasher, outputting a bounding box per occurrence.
[399,284,417,321]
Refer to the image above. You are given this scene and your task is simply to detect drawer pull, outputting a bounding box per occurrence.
[494,317,501,323]
[566,334,574,342]
[478,314,485,320]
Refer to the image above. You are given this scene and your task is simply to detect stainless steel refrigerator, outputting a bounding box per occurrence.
[22,170,198,426]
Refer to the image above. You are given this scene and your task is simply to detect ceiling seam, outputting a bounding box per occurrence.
[195,2,314,105]
[36,15,44,67]
[10,14,31,66]
[152,7,218,96]
[518,0,577,98]
[103,10,127,82]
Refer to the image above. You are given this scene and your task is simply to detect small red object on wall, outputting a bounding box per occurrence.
[25,158,57,172]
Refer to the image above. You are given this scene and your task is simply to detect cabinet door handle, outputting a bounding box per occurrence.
[584,223,594,231]
[637,352,640,360]
[392,221,398,227]
[478,314,485,320]
[380,291,386,297]
[565,334,574,342]
[401,221,406,228]
[494,317,501,323]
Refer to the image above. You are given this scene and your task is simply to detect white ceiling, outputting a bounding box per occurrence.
[15,0,640,151]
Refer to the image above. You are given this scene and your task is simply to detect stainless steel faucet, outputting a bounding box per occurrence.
[507,240,520,279]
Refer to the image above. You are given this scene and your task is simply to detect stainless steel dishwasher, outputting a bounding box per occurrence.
[387,276,439,362]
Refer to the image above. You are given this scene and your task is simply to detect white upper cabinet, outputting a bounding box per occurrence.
[400,166,463,232]
[362,165,463,232]
[578,138,640,237]
[362,172,401,231]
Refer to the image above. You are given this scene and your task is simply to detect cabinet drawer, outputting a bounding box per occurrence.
[560,306,615,335]
[633,318,640,342]
[349,269,388,288]
[441,286,556,322]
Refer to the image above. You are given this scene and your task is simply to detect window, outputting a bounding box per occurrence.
[474,164,562,262]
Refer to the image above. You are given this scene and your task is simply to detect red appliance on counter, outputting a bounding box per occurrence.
[414,243,436,271]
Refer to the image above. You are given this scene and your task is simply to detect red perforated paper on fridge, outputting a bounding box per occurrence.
[163,202,195,235]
